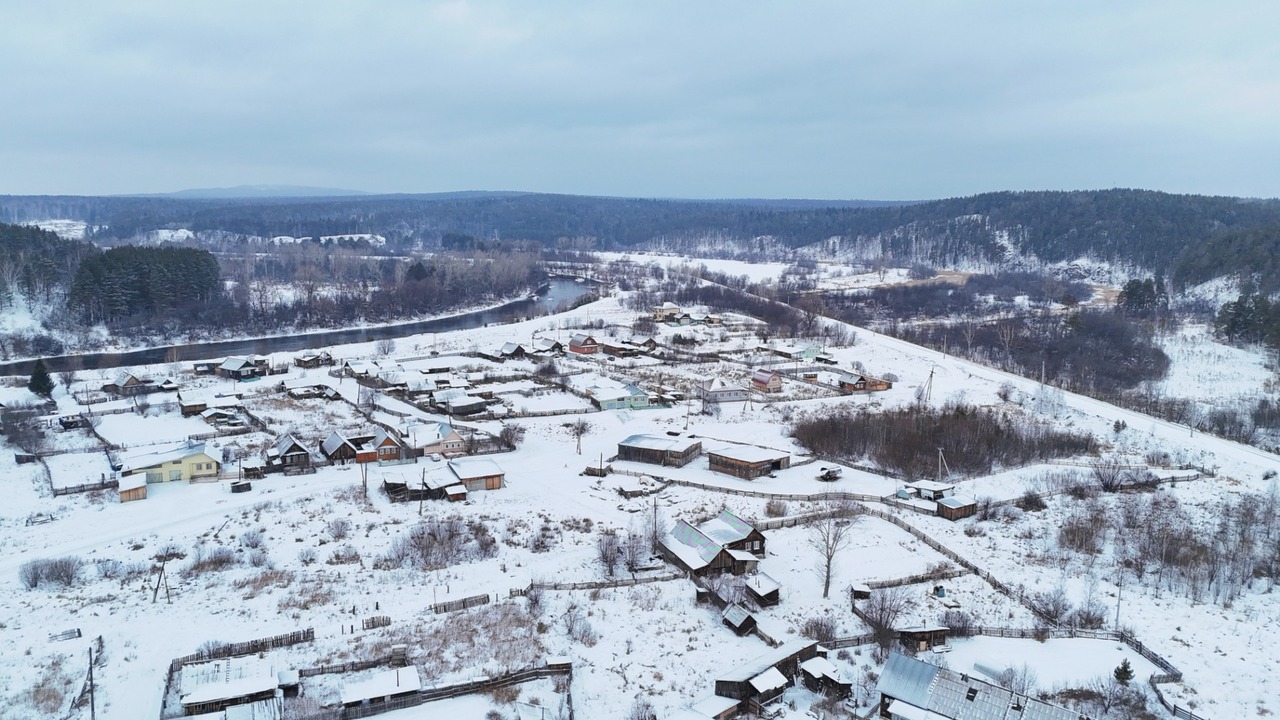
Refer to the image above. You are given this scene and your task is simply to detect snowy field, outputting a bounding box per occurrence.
[1,270,1279,720]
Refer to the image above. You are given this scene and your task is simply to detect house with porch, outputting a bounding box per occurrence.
[266,434,313,472]
[120,442,221,483]
[660,510,765,576]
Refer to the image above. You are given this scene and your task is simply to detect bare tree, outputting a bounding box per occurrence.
[57,369,77,392]
[375,338,396,357]
[569,418,592,455]
[597,530,620,577]
[808,504,863,598]
[861,586,911,651]
[498,423,527,450]
[623,522,645,572]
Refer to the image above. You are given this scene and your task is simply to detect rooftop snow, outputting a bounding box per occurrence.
[340,667,421,705]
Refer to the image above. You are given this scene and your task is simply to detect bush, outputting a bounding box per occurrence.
[19,556,82,589]
[239,530,265,549]
[96,559,123,579]
[155,543,186,562]
[764,499,788,518]
[800,615,837,643]
[298,548,317,566]
[1015,491,1047,512]
[939,609,975,636]
[248,549,271,568]
[184,546,239,576]
[326,518,352,541]
[327,545,361,565]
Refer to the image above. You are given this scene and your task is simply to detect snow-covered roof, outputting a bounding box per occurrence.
[569,333,596,346]
[118,474,147,492]
[708,444,790,464]
[618,434,700,453]
[937,495,977,509]
[718,639,815,683]
[688,695,739,718]
[906,480,955,493]
[321,431,355,457]
[665,520,724,570]
[179,392,241,409]
[121,442,214,473]
[721,603,752,628]
[699,510,755,545]
[878,652,1081,720]
[800,656,843,682]
[751,369,781,384]
[219,356,254,371]
[274,434,308,456]
[745,572,780,596]
[500,342,525,355]
[224,699,282,720]
[180,657,277,706]
[748,666,788,694]
[340,667,421,705]
[448,457,504,480]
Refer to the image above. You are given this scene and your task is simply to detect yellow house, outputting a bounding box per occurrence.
[121,442,222,483]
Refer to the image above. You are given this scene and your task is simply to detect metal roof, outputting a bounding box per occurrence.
[876,652,941,710]
[878,653,1088,720]
[717,639,815,683]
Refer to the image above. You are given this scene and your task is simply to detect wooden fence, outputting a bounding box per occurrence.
[167,628,315,673]
[299,656,394,678]
[431,593,490,614]
[52,479,118,497]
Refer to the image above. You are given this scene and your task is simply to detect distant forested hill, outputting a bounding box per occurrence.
[5,189,1280,282]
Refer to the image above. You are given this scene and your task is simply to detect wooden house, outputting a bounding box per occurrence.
[750,369,784,393]
[178,391,242,417]
[616,434,703,467]
[102,371,158,397]
[367,427,404,463]
[192,361,219,375]
[321,432,369,465]
[707,445,791,480]
[838,373,893,392]
[530,337,564,355]
[401,421,466,456]
[568,333,599,354]
[217,356,267,380]
[721,604,757,636]
[714,640,818,714]
[498,342,527,360]
[448,457,504,492]
[267,434,312,471]
[179,658,281,716]
[660,511,765,576]
[293,351,334,368]
[600,341,640,357]
[800,656,851,698]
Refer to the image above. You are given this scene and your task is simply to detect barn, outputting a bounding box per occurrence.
[616,434,703,467]
[708,445,791,480]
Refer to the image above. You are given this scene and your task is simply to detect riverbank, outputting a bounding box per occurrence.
[0,278,602,377]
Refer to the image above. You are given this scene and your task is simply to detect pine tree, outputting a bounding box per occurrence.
[1113,658,1135,686]
[28,358,55,399]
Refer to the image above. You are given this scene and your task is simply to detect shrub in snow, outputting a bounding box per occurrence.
[96,559,122,580]
[298,548,317,566]
[19,556,82,589]
[764,499,788,517]
[325,518,351,541]
[800,615,837,643]
[248,549,271,568]
[239,530,265,549]
[327,545,361,565]
[184,546,239,576]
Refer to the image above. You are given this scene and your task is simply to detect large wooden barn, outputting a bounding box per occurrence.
[616,434,704,467]
[707,445,791,480]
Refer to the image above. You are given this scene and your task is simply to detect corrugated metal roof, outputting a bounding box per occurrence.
[717,639,815,683]
[876,653,941,710]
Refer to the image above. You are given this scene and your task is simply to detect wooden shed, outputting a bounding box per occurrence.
[744,572,781,607]
[898,625,949,652]
[721,604,757,636]
[937,495,978,521]
[800,656,852,698]
[118,474,147,503]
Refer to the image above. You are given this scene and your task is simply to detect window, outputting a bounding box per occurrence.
[169,470,182,481]
[965,688,978,702]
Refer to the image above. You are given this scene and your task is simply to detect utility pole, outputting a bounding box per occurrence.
[418,468,426,517]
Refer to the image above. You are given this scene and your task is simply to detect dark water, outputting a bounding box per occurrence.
[0,277,597,377]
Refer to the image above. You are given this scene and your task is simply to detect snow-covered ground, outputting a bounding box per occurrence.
[1,268,1278,720]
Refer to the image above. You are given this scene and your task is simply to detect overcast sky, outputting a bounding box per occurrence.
[3,1,1278,199]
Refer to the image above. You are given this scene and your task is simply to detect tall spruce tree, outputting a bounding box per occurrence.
[28,359,54,399]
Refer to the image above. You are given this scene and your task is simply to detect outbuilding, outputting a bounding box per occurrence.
[707,445,791,480]
[616,434,703,467]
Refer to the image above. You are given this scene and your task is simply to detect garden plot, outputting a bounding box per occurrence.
[373,678,568,720]
[941,635,1161,691]
[44,451,114,490]
[243,395,370,443]
[506,391,594,414]
[94,411,210,447]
